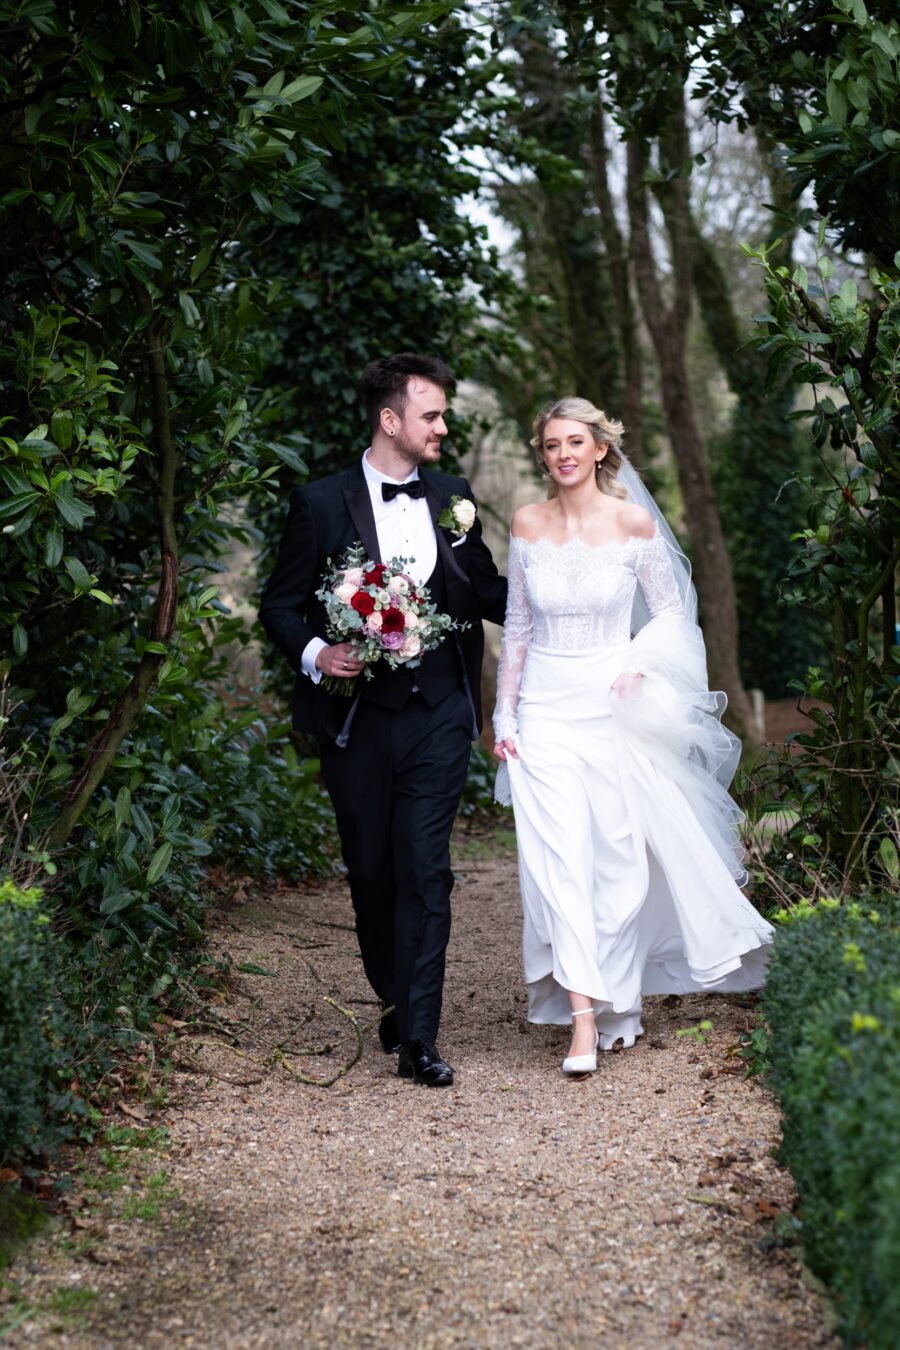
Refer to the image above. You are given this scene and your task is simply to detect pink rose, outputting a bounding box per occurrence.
[343,567,364,585]
[365,613,383,633]
[335,582,357,604]
[399,634,421,660]
[388,575,410,595]
[403,611,418,629]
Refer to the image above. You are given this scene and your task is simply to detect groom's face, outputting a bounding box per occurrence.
[392,377,448,467]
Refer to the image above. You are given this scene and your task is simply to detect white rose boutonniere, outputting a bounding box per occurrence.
[437,495,476,538]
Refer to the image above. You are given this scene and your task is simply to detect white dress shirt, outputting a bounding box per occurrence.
[301,451,438,683]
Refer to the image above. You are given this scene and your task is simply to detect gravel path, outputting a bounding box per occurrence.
[8,829,836,1349]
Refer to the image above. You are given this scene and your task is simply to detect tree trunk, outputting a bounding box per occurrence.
[46,297,179,847]
[588,97,644,467]
[627,133,756,742]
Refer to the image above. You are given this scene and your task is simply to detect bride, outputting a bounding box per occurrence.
[493,397,773,1075]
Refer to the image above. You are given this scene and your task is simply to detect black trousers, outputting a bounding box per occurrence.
[318,688,473,1044]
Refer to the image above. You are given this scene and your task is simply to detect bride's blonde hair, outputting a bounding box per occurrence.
[531,396,627,499]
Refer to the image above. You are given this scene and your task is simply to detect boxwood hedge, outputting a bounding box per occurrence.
[763,896,900,1348]
[0,881,61,1163]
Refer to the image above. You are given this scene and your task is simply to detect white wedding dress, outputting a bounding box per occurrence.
[494,528,773,1045]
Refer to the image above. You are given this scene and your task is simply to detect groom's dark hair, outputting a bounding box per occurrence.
[359,353,456,433]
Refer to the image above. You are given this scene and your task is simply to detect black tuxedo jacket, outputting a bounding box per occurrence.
[259,462,508,745]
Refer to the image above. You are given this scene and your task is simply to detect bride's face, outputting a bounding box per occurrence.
[541,418,606,489]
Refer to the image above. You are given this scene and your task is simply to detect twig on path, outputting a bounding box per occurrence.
[172,997,394,1088]
[268,1001,395,1087]
[270,997,365,1087]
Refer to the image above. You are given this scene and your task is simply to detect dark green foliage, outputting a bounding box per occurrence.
[710,415,825,697]
[764,898,900,1348]
[740,243,899,881]
[697,0,900,266]
[14,616,337,944]
[0,1,480,1147]
[242,17,510,485]
[0,883,61,1163]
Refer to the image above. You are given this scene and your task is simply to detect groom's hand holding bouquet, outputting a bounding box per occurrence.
[315,541,465,696]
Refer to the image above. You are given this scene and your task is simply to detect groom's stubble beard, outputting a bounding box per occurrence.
[394,427,443,469]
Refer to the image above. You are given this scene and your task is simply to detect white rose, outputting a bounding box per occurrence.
[388,575,410,595]
[335,582,357,604]
[365,612,383,632]
[417,618,432,636]
[453,499,476,530]
[399,634,421,659]
[403,611,418,629]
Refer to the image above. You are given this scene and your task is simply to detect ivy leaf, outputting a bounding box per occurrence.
[114,786,132,833]
[121,236,163,270]
[99,889,137,916]
[44,522,63,568]
[63,556,93,591]
[839,278,858,308]
[146,842,173,886]
[52,489,94,529]
[879,837,899,881]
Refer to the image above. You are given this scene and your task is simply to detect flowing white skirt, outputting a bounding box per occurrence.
[503,643,773,1030]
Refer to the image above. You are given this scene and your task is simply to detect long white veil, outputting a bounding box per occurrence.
[614,455,697,630]
[608,454,745,879]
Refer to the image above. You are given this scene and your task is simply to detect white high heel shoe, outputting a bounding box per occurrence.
[562,1007,599,1076]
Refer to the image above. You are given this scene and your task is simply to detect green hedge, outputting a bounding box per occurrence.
[0,881,62,1163]
[763,896,900,1348]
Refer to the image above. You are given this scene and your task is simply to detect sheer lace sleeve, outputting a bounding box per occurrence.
[493,536,532,741]
[635,528,685,617]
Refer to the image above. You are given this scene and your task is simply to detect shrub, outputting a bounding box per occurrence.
[0,881,62,1162]
[763,897,900,1348]
[459,745,507,819]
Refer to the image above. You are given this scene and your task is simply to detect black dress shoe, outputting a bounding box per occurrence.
[398,1040,454,1087]
[377,1005,401,1055]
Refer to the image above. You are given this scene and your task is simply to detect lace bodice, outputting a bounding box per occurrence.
[493,529,684,741]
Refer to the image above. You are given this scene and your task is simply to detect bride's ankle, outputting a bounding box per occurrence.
[568,1008,597,1051]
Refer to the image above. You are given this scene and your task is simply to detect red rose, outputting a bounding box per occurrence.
[381,607,405,634]
[351,590,375,616]
[364,563,387,586]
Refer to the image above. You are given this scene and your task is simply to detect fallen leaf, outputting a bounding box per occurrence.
[118,1101,149,1121]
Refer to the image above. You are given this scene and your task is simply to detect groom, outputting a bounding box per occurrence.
[259,354,507,1086]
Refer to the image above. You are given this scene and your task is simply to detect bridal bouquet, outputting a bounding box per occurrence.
[314,542,464,695]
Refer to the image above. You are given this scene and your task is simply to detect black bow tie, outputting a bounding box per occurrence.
[382,479,425,502]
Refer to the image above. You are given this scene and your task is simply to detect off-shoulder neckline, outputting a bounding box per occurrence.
[509,524,660,553]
